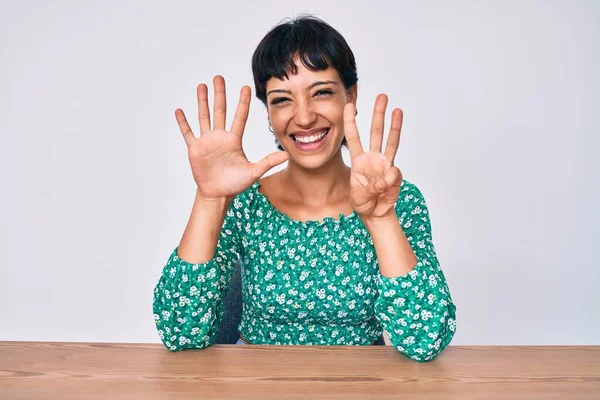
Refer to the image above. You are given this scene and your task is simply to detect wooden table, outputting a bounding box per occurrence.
[1,342,598,399]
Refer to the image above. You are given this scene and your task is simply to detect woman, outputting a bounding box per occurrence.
[153,15,457,362]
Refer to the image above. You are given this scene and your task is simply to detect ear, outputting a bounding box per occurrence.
[346,84,358,106]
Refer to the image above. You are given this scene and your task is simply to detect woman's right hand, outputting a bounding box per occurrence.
[175,75,289,201]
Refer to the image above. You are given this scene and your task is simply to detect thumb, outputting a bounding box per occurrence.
[375,179,387,192]
[366,178,387,196]
[251,151,289,180]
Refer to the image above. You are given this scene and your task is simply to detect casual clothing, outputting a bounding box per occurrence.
[153,179,457,362]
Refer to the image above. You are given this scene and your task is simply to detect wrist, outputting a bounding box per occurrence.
[360,211,397,231]
[195,189,233,208]
[359,210,399,236]
[193,191,232,225]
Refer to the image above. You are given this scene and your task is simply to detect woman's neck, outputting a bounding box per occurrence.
[282,149,351,207]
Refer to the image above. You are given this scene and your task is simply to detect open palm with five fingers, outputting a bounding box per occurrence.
[345,94,404,219]
[176,76,289,201]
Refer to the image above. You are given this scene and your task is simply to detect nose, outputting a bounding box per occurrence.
[293,101,318,128]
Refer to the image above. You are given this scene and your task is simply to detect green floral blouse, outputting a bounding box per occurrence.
[153,179,457,362]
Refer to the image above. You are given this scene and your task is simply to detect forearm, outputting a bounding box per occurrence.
[362,213,417,278]
[177,190,231,264]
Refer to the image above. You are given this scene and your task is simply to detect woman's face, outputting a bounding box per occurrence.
[266,57,356,170]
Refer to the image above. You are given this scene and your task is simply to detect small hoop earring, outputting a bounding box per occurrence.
[269,122,274,133]
[355,109,358,116]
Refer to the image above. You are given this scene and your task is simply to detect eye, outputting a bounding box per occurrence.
[270,97,289,105]
[314,89,334,97]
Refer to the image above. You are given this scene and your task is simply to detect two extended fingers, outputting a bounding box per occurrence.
[345,94,403,163]
[368,94,403,164]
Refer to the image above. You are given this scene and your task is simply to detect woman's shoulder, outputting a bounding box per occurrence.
[229,181,261,212]
[398,178,424,198]
[394,178,431,216]
[227,174,279,216]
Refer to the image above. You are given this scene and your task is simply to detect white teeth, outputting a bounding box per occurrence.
[294,129,328,144]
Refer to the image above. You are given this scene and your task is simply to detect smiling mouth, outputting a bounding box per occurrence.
[290,128,330,144]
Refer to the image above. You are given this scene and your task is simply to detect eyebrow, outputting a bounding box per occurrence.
[267,80,338,96]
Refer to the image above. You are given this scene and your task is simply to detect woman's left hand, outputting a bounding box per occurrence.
[345,94,404,219]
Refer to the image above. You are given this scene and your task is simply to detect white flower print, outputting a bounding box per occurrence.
[153,179,456,362]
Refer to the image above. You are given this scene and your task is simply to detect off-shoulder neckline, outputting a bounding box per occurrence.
[251,181,358,228]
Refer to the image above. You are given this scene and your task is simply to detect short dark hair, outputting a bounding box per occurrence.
[251,15,357,150]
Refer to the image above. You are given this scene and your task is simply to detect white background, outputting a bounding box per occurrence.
[1,0,598,345]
